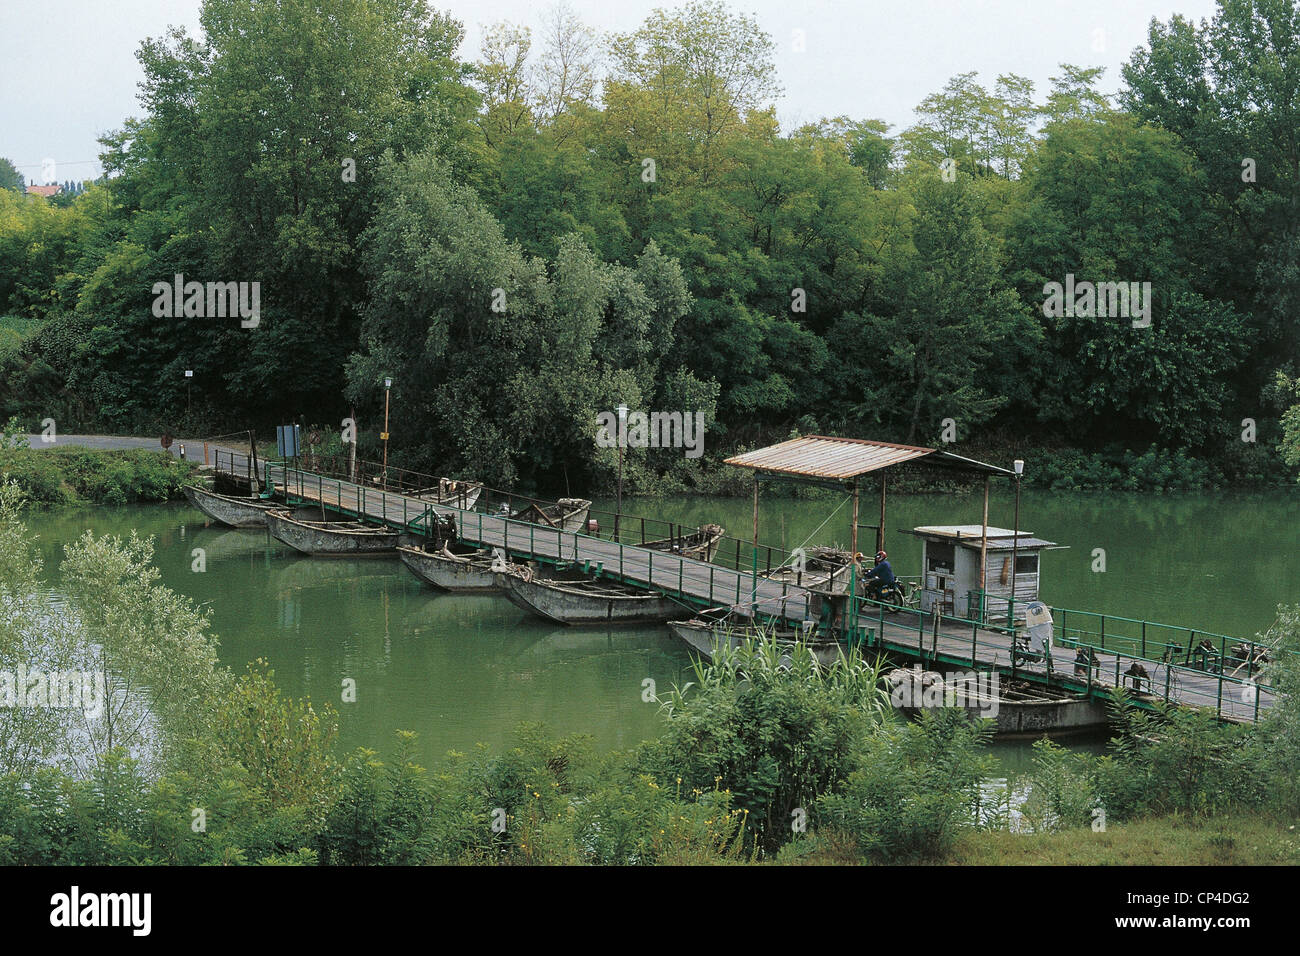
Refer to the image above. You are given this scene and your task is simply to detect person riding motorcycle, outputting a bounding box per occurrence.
[861,550,896,601]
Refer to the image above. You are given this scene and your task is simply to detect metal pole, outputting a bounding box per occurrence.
[851,479,861,636]
[1010,473,1021,616]
[382,383,391,489]
[851,479,859,557]
[877,474,886,554]
[979,476,989,623]
[349,405,357,482]
[752,476,759,611]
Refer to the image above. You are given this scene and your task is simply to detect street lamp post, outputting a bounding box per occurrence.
[616,403,628,539]
[381,377,392,489]
[184,369,193,419]
[1011,459,1024,618]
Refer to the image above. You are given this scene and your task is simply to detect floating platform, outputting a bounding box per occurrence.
[398,542,502,592]
[266,509,401,556]
[669,616,843,666]
[501,570,684,626]
[184,483,278,528]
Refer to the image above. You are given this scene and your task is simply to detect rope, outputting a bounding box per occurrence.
[770,494,854,571]
[199,430,255,444]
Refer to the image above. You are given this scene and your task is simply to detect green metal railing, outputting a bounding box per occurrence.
[217,454,1279,723]
[219,450,835,585]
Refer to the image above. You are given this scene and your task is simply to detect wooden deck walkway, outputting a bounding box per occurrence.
[265,461,823,622]
[872,613,1273,722]
[204,455,1277,723]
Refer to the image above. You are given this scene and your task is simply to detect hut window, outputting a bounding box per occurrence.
[1015,554,1039,576]
[927,542,955,572]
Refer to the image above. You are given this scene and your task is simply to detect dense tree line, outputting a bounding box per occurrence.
[1,0,1298,491]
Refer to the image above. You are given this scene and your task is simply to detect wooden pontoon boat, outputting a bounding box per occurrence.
[886,667,1108,736]
[398,542,506,592]
[509,497,592,532]
[266,509,401,556]
[643,523,725,562]
[668,613,843,666]
[184,483,278,528]
[762,545,854,593]
[500,568,684,626]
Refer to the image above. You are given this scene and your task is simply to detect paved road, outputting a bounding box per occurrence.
[22,434,234,463]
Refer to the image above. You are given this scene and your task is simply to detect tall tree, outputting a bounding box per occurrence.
[0,158,23,193]
[605,0,780,186]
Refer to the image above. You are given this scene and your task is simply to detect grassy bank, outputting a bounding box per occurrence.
[945,814,1300,865]
[780,813,1300,865]
[0,446,199,505]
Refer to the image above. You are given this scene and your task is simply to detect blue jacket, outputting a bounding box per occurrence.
[865,559,895,585]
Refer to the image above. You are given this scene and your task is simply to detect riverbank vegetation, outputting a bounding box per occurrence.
[0,427,197,505]
[1,491,1295,865]
[3,0,1300,493]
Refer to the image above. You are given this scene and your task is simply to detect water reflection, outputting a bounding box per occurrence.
[20,489,1297,768]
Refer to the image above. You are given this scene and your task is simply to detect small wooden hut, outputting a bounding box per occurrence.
[902,525,1064,623]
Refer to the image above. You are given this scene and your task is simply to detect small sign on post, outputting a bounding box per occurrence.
[276,424,300,459]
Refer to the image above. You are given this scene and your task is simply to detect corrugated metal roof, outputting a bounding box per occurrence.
[904,526,1062,549]
[912,525,1024,539]
[724,435,935,479]
[724,435,1014,479]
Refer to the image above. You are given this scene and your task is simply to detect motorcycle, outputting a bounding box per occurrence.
[869,579,908,615]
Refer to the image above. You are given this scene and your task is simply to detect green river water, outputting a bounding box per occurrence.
[22,489,1300,772]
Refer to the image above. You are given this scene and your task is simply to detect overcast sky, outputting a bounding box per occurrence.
[1,0,1222,184]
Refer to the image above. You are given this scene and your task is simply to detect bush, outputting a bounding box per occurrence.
[0,446,197,505]
[1102,697,1265,818]
[1020,738,1106,832]
[1032,445,1220,491]
[638,636,892,856]
[818,710,994,862]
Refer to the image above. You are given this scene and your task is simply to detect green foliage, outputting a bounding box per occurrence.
[1101,697,1266,819]
[1,416,29,450]
[1030,444,1218,491]
[1254,605,1300,816]
[348,150,696,491]
[818,710,994,862]
[0,447,198,505]
[0,158,23,193]
[215,660,340,823]
[641,635,891,855]
[1019,737,1106,832]
[0,754,320,866]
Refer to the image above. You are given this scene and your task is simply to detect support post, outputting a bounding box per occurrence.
[877,474,886,554]
[249,430,260,495]
[349,406,357,482]
[851,479,860,637]
[851,479,860,557]
[1010,471,1022,619]
[979,476,989,622]
[751,475,759,612]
